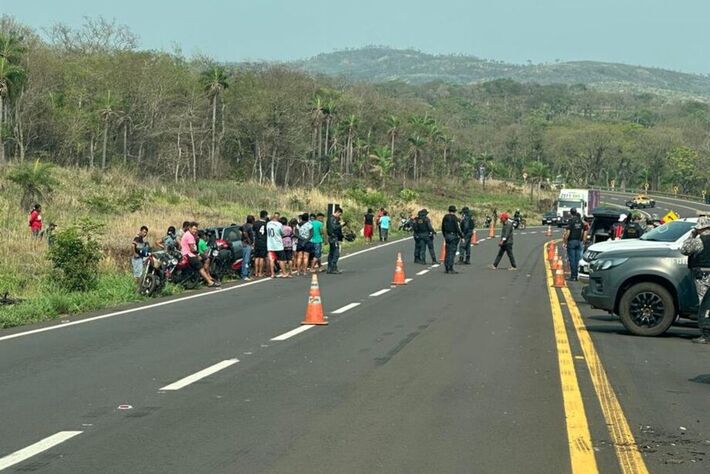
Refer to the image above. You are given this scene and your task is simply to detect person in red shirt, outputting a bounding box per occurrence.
[28,204,43,238]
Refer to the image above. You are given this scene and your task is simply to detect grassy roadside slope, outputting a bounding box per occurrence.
[0,166,546,329]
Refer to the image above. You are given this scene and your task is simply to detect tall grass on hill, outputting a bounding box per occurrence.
[0,166,546,329]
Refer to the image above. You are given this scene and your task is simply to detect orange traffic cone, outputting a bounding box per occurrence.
[392,252,407,285]
[302,274,328,325]
[553,266,566,288]
[553,245,559,265]
[471,230,479,246]
[547,241,556,262]
[554,255,563,271]
[439,241,446,263]
[546,225,552,237]
[488,223,495,239]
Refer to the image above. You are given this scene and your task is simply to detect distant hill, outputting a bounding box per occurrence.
[290,47,710,100]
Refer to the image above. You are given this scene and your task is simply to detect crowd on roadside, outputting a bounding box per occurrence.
[129,206,354,288]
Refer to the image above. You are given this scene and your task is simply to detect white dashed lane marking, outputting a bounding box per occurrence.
[0,431,83,471]
[160,359,239,391]
[369,289,391,297]
[271,325,314,341]
[331,303,361,314]
[416,270,430,276]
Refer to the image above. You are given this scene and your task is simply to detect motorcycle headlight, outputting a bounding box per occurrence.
[171,258,178,265]
[590,258,628,271]
[212,250,219,257]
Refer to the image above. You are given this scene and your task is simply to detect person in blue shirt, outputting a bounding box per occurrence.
[379,211,391,242]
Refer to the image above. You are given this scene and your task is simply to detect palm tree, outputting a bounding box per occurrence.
[386,115,400,160]
[8,160,58,210]
[200,65,229,175]
[0,56,25,163]
[369,145,393,188]
[408,135,426,182]
[526,161,550,202]
[97,90,119,170]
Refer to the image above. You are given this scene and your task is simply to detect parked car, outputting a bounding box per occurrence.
[542,210,559,226]
[581,218,698,336]
[626,194,655,209]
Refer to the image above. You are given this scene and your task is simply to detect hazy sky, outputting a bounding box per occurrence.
[2,0,709,73]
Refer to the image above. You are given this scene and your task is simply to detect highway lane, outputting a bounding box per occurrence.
[3,228,601,474]
[2,219,706,473]
[599,190,710,218]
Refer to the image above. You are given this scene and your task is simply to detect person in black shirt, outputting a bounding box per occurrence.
[562,208,587,281]
[363,208,375,243]
[489,213,517,270]
[412,209,435,264]
[240,215,255,280]
[441,205,463,273]
[253,210,269,277]
[622,215,644,239]
[459,207,475,265]
[680,216,710,343]
[327,207,344,274]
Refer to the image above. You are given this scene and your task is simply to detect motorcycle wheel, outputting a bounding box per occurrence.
[183,273,201,290]
[139,274,158,296]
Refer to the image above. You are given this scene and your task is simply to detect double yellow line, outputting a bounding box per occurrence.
[544,243,649,474]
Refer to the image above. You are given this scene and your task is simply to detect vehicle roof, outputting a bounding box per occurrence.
[590,207,621,217]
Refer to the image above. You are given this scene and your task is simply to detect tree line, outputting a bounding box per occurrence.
[2,16,710,195]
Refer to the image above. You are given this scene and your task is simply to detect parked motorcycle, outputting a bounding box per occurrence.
[398,214,414,232]
[138,250,175,296]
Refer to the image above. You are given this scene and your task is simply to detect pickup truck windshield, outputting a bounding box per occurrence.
[640,221,694,242]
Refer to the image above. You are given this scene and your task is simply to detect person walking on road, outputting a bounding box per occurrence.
[327,207,344,274]
[459,207,474,265]
[562,208,587,281]
[375,208,385,241]
[441,205,463,274]
[412,209,435,264]
[489,212,517,270]
[680,216,710,344]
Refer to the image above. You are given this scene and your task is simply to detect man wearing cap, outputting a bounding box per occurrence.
[412,209,435,264]
[680,216,710,344]
[622,213,644,239]
[459,207,475,265]
[489,212,517,270]
[441,205,463,273]
[562,208,587,281]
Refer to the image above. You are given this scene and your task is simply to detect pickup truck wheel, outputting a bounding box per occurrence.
[618,282,675,336]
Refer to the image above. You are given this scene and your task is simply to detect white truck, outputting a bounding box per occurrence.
[556,188,600,226]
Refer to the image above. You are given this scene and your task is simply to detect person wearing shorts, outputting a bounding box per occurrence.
[379,211,391,242]
[363,208,374,243]
[253,210,269,277]
[281,217,295,275]
[267,214,289,278]
[296,213,313,275]
[311,213,325,272]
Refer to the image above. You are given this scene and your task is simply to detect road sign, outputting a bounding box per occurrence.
[644,182,649,191]
[661,211,680,224]
[673,186,679,195]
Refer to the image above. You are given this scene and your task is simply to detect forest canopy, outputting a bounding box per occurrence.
[1,16,709,194]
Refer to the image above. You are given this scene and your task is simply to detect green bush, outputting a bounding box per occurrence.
[345,187,386,209]
[399,188,418,203]
[47,220,103,291]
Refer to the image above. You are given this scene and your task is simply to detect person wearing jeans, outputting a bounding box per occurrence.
[562,208,587,281]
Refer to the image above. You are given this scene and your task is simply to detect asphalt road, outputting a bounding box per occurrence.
[0,192,708,473]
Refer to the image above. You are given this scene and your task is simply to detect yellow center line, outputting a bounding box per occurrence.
[560,286,650,474]
[543,243,599,473]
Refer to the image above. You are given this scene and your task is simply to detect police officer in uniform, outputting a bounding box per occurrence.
[424,210,438,263]
[458,207,475,265]
[441,205,463,274]
[680,216,710,344]
[562,208,587,281]
[412,209,435,264]
[622,214,644,239]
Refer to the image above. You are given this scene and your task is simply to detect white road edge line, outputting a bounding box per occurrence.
[369,289,391,297]
[416,270,429,276]
[331,302,361,314]
[271,325,314,341]
[0,236,413,343]
[0,431,83,471]
[160,359,239,391]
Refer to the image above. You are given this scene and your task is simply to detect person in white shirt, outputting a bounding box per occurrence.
[266,214,289,278]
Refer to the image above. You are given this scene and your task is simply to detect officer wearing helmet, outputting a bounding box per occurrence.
[412,209,435,264]
[441,205,463,273]
[458,207,475,265]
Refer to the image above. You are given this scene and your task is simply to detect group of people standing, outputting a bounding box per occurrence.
[363,208,391,243]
